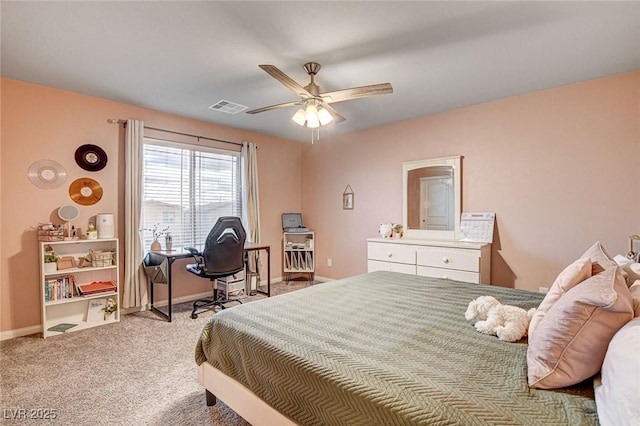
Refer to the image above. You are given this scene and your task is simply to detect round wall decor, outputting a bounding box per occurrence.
[69,177,103,205]
[58,204,80,222]
[27,160,67,189]
[75,144,108,171]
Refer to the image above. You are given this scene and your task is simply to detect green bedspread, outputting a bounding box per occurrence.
[196,271,598,425]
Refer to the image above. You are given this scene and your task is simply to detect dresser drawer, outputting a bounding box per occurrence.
[368,260,416,275]
[368,242,416,265]
[417,266,480,283]
[416,247,480,272]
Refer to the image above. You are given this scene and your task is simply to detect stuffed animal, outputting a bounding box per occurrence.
[378,223,393,238]
[465,296,536,342]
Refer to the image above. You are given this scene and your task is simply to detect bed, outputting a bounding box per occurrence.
[195,271,599,425]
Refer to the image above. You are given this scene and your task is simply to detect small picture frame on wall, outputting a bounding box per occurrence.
[343,185,354,210]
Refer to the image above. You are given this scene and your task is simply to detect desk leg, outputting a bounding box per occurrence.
[256,247,271,297]
[149,258,174,322]
[167,258,173,321]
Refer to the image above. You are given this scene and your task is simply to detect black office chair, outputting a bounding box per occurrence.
[185,216,247,319]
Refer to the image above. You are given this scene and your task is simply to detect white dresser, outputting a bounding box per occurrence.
[367,237,491,284]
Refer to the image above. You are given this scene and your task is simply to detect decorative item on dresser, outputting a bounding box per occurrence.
[367,237,491,284]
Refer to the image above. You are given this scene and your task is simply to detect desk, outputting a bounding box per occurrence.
[146,243,271,322]
[244,243,271,298]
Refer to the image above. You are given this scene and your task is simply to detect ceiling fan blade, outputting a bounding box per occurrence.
[321,103,346,123]
[246,100,301,114]
[321,83,393,104]
[259,64,314,98]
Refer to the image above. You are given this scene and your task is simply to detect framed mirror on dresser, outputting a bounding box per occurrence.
[368,155,492,284]
[403,156,461,240]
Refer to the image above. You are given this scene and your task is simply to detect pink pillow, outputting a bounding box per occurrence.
[528,257,592,337]
[580,241,617,275]
[527,267,633,389]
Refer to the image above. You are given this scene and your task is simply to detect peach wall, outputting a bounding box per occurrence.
[302,72,640,291]
[0,77,301,333]
[2,72,638,334]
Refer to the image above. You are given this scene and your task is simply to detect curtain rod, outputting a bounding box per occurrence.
[107,118,244,147]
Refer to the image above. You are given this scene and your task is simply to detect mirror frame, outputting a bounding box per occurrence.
[402,155,461,240]
[58,204,80,222]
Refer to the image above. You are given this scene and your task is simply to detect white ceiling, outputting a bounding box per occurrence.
[2,1,639,143]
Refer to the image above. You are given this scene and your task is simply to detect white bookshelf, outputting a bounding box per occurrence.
[283,231,314,282]
[39,238,120,338]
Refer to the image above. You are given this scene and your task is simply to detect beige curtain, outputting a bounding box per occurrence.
[241,142,261,276]
[123,119,147,308]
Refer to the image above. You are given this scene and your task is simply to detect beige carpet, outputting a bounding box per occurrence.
[0,280,315,425]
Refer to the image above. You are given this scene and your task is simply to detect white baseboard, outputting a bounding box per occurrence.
[0,324,42,341]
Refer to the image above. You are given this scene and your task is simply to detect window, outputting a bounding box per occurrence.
[162,211,176,222]
[142,138,242,250]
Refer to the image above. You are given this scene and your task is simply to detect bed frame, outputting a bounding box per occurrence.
[197,361,296,425]
[194,272,597,425]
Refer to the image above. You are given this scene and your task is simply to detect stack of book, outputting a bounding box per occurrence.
[44,275,76,301]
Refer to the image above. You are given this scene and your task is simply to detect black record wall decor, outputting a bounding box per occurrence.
[75,144,108,171]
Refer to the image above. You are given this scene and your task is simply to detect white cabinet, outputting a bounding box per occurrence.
[367,237,491,284]
[39,239,120,338]
[283,231,314,282]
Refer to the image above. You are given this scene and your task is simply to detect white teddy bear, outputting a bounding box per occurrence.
[378,223,393,238]
[465,296,536,343]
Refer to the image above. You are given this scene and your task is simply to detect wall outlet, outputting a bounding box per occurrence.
[539,287,549,294]
[327,258,332,267]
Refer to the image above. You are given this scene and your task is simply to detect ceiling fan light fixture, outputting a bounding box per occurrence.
[305,104,320,128]
[292,108,306,126]
[318,107,333,126]
[249,62,393,137]
[306,115,320,129]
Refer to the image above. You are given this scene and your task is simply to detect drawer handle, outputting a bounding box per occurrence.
[387,251,393,258]
[442,257,450,264]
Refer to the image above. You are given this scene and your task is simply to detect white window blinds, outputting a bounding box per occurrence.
[142,138,242,250]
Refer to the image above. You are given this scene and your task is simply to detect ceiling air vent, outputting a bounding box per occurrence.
[208,100,248,114]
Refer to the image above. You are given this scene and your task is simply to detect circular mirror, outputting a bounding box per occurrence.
[58,204,80,222]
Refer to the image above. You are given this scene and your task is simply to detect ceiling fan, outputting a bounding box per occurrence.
[246,62,393,128]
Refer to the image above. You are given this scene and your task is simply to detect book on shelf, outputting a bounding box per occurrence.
[47,323,77,333]
[44,275,77,302]
[86,298,106,322]
[77,281,116,296]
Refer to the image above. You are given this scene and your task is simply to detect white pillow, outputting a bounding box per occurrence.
[630,280,640,317]
[614,256,640,286]
[594,317,640,425]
